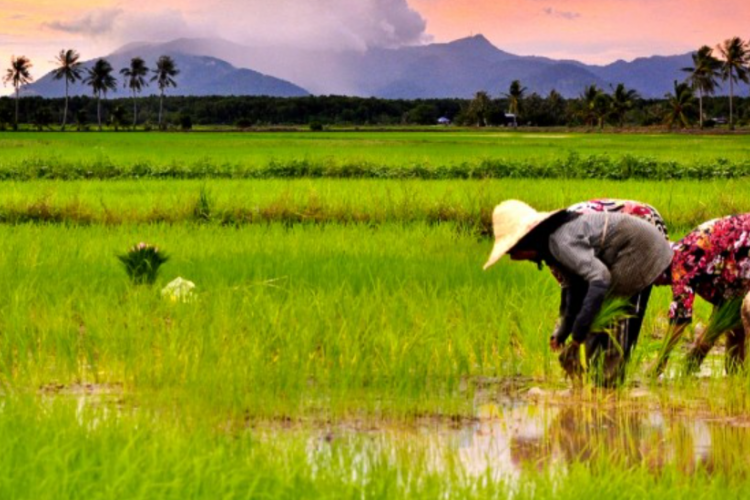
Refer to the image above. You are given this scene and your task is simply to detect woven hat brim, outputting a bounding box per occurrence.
[483,210,559,270]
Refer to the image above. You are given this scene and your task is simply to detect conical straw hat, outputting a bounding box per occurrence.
[483,200,560,270]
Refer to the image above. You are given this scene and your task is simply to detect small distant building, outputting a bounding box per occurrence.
[437,116,451,125]
[504,113,518,127]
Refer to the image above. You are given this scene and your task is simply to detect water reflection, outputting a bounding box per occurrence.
[308,395,750,478]
[454,397,749,476]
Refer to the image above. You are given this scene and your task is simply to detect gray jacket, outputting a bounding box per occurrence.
[549,212,673,342]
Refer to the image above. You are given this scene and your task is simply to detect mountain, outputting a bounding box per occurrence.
[187,35,691,99]
[26,35,697,99]
[24,43,309,98]
[588,54,695,98]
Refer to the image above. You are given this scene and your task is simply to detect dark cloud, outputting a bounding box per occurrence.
[542,7,581,20]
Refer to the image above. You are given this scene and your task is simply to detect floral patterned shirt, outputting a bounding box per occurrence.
[669,214,750,323]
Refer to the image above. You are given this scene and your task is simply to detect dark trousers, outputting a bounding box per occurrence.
[584,285,653,387]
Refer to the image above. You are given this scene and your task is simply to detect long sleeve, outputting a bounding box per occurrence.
[570,281,608,341]
[667,239,704,325]
[549,222,612,343]
[552,277,587,344]
[669,268,696,325]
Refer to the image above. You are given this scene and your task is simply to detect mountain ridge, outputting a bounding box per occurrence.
[26,35,697,99]
[25,43,309,98]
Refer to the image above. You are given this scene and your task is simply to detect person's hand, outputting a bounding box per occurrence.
[550,336,563,352]
[558,339,584,380]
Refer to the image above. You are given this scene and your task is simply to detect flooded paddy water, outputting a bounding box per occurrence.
[288,388,750,480]
[38,352,750,481]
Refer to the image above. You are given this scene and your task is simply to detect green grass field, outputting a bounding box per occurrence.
[2,131,750,498]
[1,131,749,180]
[0,178,748,233]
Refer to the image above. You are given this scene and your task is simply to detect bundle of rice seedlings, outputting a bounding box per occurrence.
[684,297,744,374]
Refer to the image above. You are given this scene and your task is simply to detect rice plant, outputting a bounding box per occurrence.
[117,242,169,285]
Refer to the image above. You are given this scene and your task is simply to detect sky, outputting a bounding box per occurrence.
[1,0,749,93]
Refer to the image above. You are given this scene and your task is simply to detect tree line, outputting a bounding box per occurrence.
[2,37,749,131]
[471,37,750,130]
[2,91,748,131]
[3,50,180,131]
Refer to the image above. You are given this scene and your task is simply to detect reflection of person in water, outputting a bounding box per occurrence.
[483,200,673,386]
[507,404,702,472]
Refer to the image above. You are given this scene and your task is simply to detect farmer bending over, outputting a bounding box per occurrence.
[655,214,750,375]
[483,200,673,386]
[548,199,669,379]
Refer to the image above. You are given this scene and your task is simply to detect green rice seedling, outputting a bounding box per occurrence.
[684,298,744,374]
[192,185,213,222]
[559,297,634,386]
[118,242,169,285]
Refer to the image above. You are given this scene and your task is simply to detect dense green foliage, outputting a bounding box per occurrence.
[1,93,749,129]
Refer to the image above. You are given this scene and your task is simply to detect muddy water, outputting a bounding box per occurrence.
[304,391,750,478]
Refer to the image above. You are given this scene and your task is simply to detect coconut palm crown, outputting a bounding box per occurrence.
[610,83,640,127]
[52,49,83,131]
[151,55,180,129]
[120,57,150,128]
[682,45,721,129]
[503,79,527,118]
[3,55,34,130]
[716,37,749,130]
[83,58,117,131]
[664,80,696,129]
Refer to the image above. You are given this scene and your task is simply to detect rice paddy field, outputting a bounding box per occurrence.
[2,130,750,499]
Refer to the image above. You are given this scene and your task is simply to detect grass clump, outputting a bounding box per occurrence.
[192,185,213,222]
[117,242,169,285]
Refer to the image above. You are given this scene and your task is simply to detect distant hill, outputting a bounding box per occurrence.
[588,54,695,98]
[158,35,694,99]
[25,35,698,99]
[24,44,309,98]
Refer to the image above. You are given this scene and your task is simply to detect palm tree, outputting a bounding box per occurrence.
[717,37,749,130]
[682,45,721,129]
[110,105,127,132]
[545,89,567,125]
[578,85,602,128]
[609,83,639,127]
[83,58,117,131]
[3,56,34,130]
[51,49,83,131]
[120,57,149,129]
[151,55,179,129]
[664,80,696,129]
[467,91,492,126]
[503,80,527,123]
[592,93,612,130]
